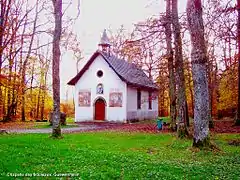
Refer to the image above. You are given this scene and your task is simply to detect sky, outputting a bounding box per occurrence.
[60,0,188,100]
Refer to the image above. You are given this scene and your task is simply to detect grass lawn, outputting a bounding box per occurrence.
[33,117,77,129]
[0,132,239,179]
[66,117,75,124]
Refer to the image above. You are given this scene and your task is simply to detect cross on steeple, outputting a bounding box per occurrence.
[98,29,111,53]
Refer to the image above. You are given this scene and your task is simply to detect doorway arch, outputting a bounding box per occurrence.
[94,98,106,120]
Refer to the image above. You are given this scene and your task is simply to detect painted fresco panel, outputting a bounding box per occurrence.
[78,90,91,107]
[109,92,123,107]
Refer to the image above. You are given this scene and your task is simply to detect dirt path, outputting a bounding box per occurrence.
[6,125,100,134]
[1,120,240,134]
[0,122,101,134]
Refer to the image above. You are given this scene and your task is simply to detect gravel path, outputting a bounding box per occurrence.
[6,124,101,134]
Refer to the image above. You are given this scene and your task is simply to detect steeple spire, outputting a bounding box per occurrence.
[98,29,111,53]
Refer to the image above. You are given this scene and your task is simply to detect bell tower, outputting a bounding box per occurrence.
[98,29,111,54]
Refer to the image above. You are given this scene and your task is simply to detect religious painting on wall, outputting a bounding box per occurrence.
[78,90,91,107]
[109,92,123,107]
[96,83,103,94]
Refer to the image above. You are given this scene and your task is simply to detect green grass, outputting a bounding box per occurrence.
[33,117,77,129]
[66,117,75,124]
[0,132,239,179]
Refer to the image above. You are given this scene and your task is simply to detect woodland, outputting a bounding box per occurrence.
[0,0,78,123]
[0,0,239,147]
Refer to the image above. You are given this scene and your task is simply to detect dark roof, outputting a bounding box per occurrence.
[67,51,159,90]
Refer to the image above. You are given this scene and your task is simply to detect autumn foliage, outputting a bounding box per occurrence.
[0,0,239,124]
[0,0,77,122]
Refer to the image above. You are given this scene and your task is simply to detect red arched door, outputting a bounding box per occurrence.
[94,99,105,120]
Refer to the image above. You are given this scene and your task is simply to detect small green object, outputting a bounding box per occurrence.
[157,118,163,130]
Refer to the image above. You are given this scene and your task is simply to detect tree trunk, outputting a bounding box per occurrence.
[21,0,39,122]
[214,58,220,119]
[228,36,232,66]
[0,0,12,73]
[186,62,194,117]
[6,64,12,121]
[41,60,50,121]
[172,0,189,137]
[0,0,12,121]
[36,87,41,119]
[207,60,214,128]
[40,87,46,121]
[3,87,7,117]
[205,38,214,128]
[0,1,5,119]
[165,0,177,131]
[6,40,14,121]
[223,39,228,68]
[187,0,211,147]
[235,0,240,126]
[51,0,62,138]
[29,62,35,119]
[11,48,18,118]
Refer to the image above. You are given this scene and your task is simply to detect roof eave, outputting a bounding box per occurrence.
[66,51,101,86]
[67,81,75,86]
[127,82,159,91]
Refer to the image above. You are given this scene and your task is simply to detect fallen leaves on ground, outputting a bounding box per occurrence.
[78,120,240,134]
[1,119,240,134]
[0,121,35,129]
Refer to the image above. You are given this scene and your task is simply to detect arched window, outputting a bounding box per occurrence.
[96,83,104,94]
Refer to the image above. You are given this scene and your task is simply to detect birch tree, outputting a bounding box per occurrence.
[51,0,62,138]
[187,0,211,147]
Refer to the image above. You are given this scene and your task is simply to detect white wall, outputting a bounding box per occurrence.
[74,55,127,122]
[126,86,158,121]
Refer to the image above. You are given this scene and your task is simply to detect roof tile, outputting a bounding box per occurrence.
[68,51,159,90]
